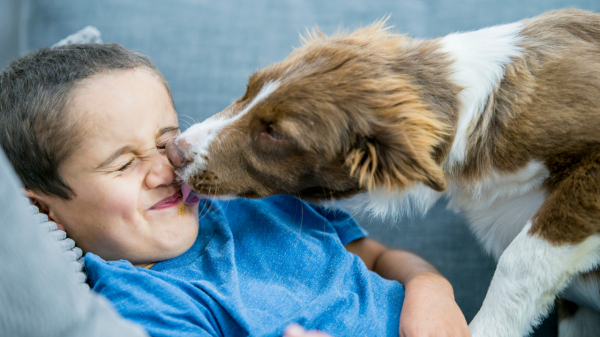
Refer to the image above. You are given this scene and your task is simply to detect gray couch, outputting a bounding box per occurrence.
[3,0,600,335]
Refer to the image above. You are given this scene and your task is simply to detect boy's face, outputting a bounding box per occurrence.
[33,69,199,264]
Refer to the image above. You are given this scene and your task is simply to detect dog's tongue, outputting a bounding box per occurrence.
[181,183,201,206]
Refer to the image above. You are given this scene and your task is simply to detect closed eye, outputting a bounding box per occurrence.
[117,158,134,171]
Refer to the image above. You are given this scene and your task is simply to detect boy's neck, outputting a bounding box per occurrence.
[135,262,156,269]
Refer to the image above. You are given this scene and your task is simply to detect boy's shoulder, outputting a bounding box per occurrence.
[217,195,351,222]
[212,195,367,246]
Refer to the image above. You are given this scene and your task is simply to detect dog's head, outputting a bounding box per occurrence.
[169,24,450,201]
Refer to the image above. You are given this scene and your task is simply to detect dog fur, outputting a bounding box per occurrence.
[170,9,600,337]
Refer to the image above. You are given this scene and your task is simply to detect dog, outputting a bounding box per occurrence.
[168,9,600,337]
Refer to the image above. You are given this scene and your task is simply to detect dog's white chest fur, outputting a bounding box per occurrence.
[448,161,550,259]
[342,160,550,260]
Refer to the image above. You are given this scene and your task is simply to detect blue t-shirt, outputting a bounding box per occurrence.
[85,196,404,337]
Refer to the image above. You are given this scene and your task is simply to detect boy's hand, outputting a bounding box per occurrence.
[399,272,470,337]
[284,324,332,337]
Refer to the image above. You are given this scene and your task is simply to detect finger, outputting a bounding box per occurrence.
[306,331,332,337]
[284,324,306,337]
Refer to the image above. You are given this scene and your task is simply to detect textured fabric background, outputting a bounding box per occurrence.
[17,0,600,125]
[0,0,21,69]
[4,0,600,335]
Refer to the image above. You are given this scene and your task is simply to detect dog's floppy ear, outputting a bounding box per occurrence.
[344,92,448,192]
[346,132,447,192]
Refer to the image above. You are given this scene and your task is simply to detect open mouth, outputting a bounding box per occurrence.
[149,183,202,211]
[149,191,183,210]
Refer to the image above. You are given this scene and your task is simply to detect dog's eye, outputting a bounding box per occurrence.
[266,124,283,140]
[261,123,285,141]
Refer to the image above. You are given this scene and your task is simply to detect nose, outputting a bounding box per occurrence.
[145,150,176,190]
[166,139,190,169]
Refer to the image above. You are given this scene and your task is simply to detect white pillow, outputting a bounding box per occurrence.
[28,202,88,289]
[52,26,102,48]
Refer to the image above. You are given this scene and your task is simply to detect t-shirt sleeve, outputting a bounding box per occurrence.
[311,205,369,246]
[85,253,218,337]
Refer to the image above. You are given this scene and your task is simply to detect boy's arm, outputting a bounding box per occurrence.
[345,238,471,337]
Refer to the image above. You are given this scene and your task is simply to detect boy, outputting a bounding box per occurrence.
[0,43,469,336]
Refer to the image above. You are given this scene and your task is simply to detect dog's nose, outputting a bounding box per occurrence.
[166,140,189,169]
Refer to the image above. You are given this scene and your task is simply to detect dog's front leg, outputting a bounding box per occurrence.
[468,222,600,337]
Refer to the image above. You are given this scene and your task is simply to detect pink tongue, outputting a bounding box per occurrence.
[181,183,201,206]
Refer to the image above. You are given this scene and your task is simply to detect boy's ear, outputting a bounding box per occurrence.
[23,189,50,214]
[23,190,65,231]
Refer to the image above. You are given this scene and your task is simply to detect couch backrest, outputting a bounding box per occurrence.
[18,0,600,124]
[0,0,21,69]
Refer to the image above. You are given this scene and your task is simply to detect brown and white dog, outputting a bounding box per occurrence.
[168,9,600,337]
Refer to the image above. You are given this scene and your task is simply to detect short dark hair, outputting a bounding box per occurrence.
[0,43,169,199]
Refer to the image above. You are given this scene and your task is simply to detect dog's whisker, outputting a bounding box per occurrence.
[179,114,200,128]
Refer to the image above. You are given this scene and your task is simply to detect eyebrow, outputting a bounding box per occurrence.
[95,126,180,169]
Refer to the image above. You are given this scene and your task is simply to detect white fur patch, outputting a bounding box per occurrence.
[447,161,550,258]
[177,81,280,177]
[461,187,547,260]
[469,223,600,337]
[449,161,549,207]
[338,161,548,232]
[440,22,523,169]
[335,182,443,220]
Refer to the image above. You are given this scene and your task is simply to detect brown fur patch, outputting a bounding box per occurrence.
[530,153,600,244]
